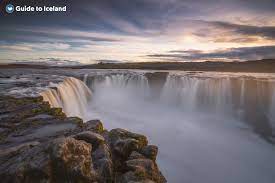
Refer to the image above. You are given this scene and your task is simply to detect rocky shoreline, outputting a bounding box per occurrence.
[0,96,166,183]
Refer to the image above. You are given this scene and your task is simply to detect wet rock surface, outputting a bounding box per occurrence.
[0,96,166,183]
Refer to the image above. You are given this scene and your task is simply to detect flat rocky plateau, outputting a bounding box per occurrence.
[0,96,166,183]
[1,59,275,73]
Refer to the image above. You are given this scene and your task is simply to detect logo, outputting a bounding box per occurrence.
[6,4,14,14]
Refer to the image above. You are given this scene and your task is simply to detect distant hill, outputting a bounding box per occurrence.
[1,59,275,73]
[69,59,275,73]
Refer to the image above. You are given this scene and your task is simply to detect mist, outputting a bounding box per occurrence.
[80,72,275,183]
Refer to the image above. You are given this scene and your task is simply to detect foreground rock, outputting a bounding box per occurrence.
[0,96,166,183]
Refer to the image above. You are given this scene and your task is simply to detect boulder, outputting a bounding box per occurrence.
[0,138,97,183]
[92,143,111,160]
[73,131,105,149]
[85,119,104,133]
[113,138,139,158]
[140,145,158,161]
[109,128,148,149]
[92,144,113,183]
[123,159,166,183]
[128,151,146,160]
[65,117,83,125]
[0,137,98,183]
[50,137,97,182]
[107,128,149,174]
[119,171,156,183]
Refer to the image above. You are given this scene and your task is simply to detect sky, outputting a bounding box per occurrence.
[0,0,275,64]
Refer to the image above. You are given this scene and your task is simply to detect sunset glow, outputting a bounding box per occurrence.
[1,0,275,64]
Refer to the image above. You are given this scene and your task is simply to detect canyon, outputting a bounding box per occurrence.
[0,68,275,182]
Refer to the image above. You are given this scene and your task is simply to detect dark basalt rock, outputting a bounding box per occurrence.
[0,96,166,183]
[128,151,146,160]
[109,128,148,149]
[140,145,158,161]
[0,137,97,183]
[106,128,166,182]
[50,137,97,182]
[84,119,104,133]
[73,131,105,149]
[122,158,164,183]
[92,144,113,183]
[0,141,51,183]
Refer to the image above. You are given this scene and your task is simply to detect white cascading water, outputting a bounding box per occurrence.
[160,75,234,114]
[83,72,275,183]
[86,74,150,99]
[270,83,275,128]
[161,75,275,121]
[84,72,275,124]
[41,77,92,119]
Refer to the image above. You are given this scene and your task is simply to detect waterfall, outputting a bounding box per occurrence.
[160,75,234,114]
[39,71,275,183]
[41,77,92,119]
[159,73,275,139]
[160,74,275,115]
[269,83,275,128]
[39,72,275,138]
[83,73,88,85]
[84,72,275,123]
[86,73,150,99]
[160,75,200,110]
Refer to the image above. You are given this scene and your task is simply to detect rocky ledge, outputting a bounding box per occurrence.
[0,96,166,183]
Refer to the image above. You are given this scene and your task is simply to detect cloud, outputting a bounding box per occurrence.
[207,21,275,40]
[166,20,275,46]
[36,43,71,50]
[0,42,71,51]
[1,0,275,63]
[147,45,275,61]
[0,44,33,51]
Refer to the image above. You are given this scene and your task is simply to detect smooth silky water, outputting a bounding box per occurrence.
[40,70,275,183]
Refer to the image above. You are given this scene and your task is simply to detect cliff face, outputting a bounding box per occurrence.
[0,96,166,183]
